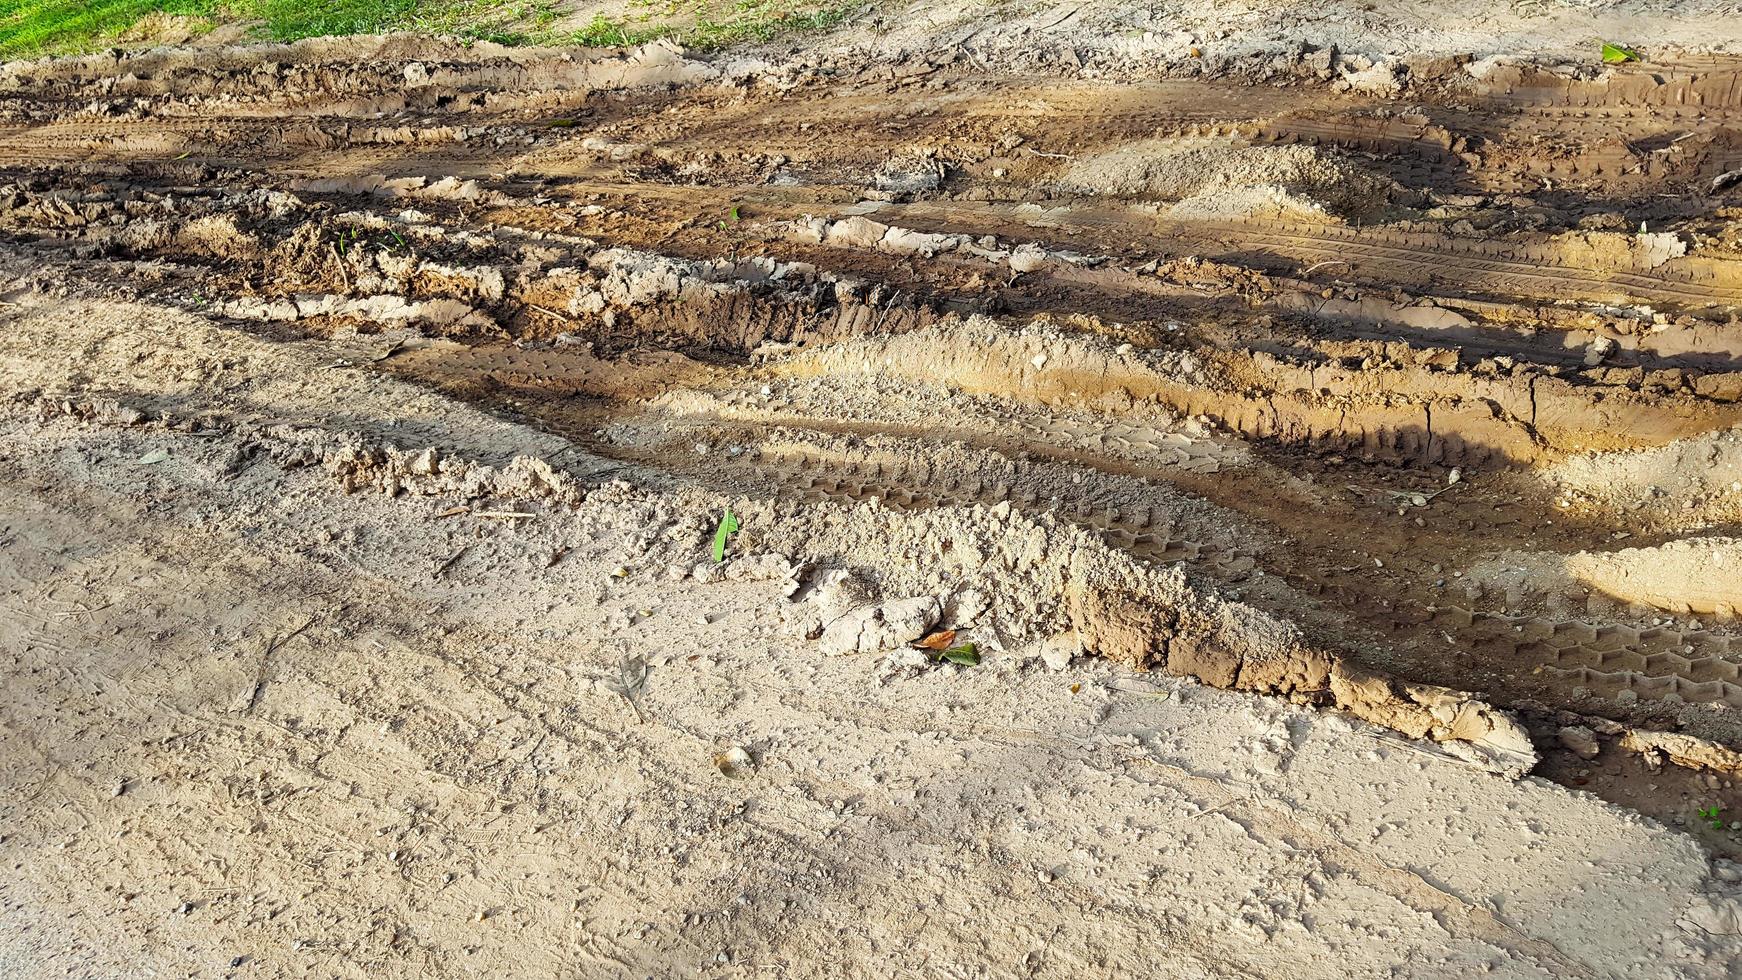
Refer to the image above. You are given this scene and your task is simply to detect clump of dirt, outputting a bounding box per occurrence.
[1053,138,1404,222]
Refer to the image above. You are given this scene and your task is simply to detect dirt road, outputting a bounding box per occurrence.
[2,297,1737,978]
[3,31,1742,977]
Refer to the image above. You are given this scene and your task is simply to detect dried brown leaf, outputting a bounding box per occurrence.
[914,629,958,651]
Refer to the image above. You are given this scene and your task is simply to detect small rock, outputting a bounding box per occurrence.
[1557,725,1601,759]
[1040,633,1080,670]
[877,648,933,682]
[1009,243,1048,274]
[713,745,756,779]
[807,568,872,621]
[407,447,440,475]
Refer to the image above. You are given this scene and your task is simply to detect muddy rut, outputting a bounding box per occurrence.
[7,37,1742,831]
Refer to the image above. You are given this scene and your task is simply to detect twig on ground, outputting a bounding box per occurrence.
[434,546,468,579]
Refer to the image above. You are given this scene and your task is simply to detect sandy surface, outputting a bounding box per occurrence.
[1,297,1739,978]
[4,6,1742,976]
[588,0,1742,72]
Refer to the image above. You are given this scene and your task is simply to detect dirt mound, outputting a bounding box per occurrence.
[1467,536,1742,619]
[1565,538,1742,618]
[1543,427,1742,532]
[1054,138,1403,221]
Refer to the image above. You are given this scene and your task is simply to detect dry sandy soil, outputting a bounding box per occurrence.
[5,6,1742,977]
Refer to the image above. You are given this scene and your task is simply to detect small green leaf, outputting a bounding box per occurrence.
[729,205,741,222]
[941,642,979,666]
[1601,42,1639,64]
[711,508,740,563]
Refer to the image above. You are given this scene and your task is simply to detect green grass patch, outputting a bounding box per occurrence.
[0,0,217,58]
[567,10,670,46]
[249,0,422,40]
[0,0,855,59]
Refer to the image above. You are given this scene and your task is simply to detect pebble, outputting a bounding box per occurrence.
[1040,635,1076,670]
[1556,725,1601,760]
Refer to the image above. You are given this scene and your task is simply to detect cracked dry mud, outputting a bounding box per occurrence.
[5,29,1742,979]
